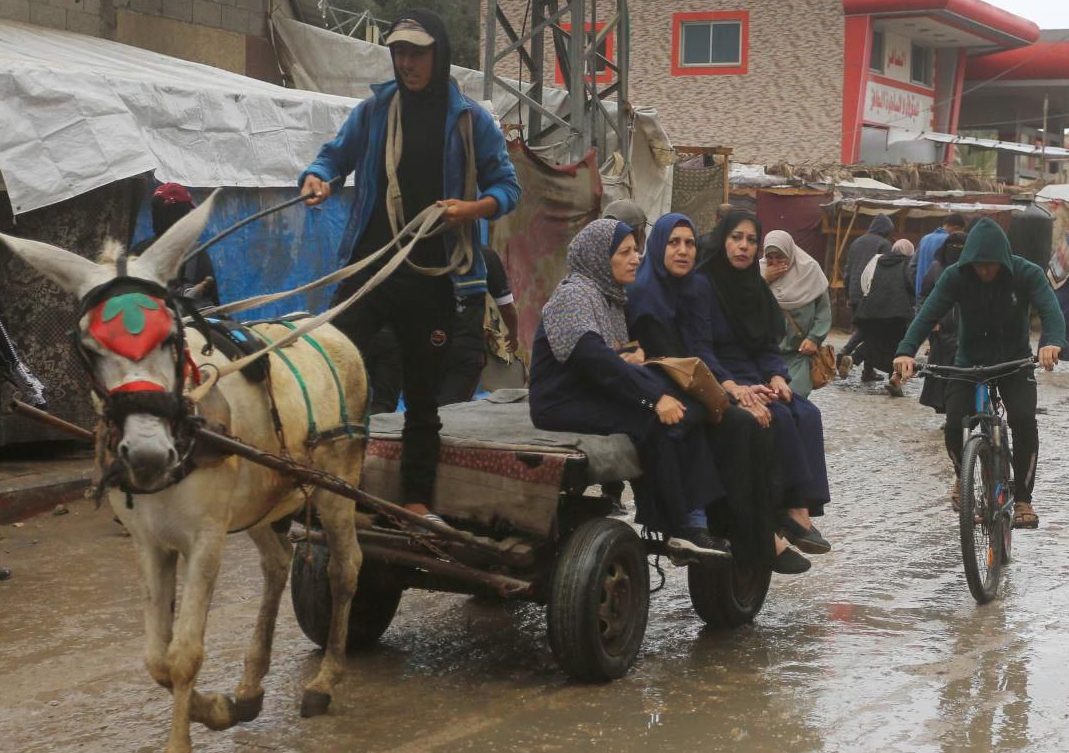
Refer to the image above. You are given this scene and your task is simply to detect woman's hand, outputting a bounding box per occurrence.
[619,346,646,365]
[302,175,331,206]
[655,395,686,425]
[769,375,792,402]
[799,338,818,356]
[763,260,788,283]
[744,402,772,428]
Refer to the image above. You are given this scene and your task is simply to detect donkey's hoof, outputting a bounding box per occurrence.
[300,690,332,718]
[234,690,265,723]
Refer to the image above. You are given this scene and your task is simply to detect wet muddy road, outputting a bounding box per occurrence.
[4,360,1069,753]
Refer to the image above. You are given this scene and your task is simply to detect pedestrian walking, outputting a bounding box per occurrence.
[909,213,965,299]
[855,238,915,396]
[839,214,894,379]
[918,232,965,413]
[760,230,831,400]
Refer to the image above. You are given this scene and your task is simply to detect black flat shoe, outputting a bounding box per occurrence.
[780,516,832,555]
[772,547,811,574]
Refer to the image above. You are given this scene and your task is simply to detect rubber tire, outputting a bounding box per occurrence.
[959,436,1002,604]
[290,540,403,651]
[547,518,649,682]
[688,558,772,628]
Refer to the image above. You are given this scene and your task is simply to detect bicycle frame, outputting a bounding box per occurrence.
[967,382,1014,521]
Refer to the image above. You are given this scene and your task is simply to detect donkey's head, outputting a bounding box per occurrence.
[0,192,218,492]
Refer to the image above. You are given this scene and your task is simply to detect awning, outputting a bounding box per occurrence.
[826,196,1024,218]
[906,129,1069,160]
[0,19,358,215]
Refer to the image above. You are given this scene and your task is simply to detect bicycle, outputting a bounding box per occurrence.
[917,357,1036,604]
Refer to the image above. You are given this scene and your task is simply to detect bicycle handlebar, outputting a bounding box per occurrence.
[916,357,1036,382]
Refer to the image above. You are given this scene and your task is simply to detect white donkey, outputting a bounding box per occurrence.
[0,193,367,752]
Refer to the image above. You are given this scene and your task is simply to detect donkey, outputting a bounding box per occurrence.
[0,193,367,753]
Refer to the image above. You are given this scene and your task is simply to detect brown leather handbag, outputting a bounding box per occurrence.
[784,311,835,390]
[643,356,730,424]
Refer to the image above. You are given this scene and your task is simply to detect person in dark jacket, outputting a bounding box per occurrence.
[696,210,833,556]
[854,238,915,396]
[627,213,809,573]
[838,213,894,379]
[129,183,220,310]
[300,9,520,518]
[917,232,965,414]
[529,219,730,559]
[894,218,1066,528]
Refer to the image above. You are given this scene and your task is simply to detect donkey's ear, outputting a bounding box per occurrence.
[0,234,111,299]
[130,189,220,285]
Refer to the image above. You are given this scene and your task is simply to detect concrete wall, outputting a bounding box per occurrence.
[487,0,845,164]
[0,0,278,82]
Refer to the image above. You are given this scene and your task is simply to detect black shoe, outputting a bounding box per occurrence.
[861,367,881,383]
[603,494,628,517]
[780,516,832,554]
[667,528,732,560]
[772,547,811,574]
[0,567,11,581]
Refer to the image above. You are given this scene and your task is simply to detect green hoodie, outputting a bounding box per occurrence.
[897,217,1066,366]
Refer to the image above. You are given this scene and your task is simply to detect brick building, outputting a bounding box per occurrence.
[486,0,1040,165]
[0,0,279,82]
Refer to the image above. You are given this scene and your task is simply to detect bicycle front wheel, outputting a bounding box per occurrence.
[960,435,1003,603]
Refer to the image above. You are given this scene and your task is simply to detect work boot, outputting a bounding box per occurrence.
[837,354,853,379]
[886,374,904,397]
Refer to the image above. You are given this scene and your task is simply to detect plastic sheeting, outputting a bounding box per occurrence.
[0,19,357,215]
[129,185,353,320]
[271,16,673,223]
[490,142,603,350]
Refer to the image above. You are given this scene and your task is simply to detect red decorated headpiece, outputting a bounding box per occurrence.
[87,292,174,361]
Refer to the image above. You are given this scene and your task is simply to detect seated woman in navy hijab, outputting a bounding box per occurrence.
[628,213,810,574]
[529,219,728,559]
[695,210,833,555]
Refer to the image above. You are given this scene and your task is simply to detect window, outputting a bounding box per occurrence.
[911,43,933,86]
[554,23,615,85]
[671,11,749,76]
[870,30,884,73]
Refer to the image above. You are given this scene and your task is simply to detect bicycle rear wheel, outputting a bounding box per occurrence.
[959,435,1003,603]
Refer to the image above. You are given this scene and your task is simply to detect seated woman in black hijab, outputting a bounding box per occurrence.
[628,213,810,574]
[529,219,729,559]
[695,210,832,555]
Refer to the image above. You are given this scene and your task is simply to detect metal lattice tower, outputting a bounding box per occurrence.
[317,1,387,42]
[483,0,630,164]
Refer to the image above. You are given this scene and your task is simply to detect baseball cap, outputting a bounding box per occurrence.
[153,183,195,206]
[385,18,435,47]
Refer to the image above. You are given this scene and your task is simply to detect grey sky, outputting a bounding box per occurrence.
[984,0,1069,30]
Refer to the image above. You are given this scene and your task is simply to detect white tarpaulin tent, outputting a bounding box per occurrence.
[270,16,675,222]
[0,19,357,215]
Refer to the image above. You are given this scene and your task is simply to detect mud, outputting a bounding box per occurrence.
[4,357,1069,753]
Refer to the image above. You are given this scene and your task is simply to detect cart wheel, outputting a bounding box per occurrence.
[547,518,649,681]
[687,558,772,628]
[290,540,403,651]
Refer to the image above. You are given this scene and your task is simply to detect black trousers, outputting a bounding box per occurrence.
[333,274,455,505]
[841,303,863,356]
[438,298,487,405]
[944,368,1038,502]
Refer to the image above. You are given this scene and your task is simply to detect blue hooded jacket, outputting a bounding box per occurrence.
[299,78,520,296]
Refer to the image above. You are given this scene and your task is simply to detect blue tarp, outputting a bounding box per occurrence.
[131,186,354,320]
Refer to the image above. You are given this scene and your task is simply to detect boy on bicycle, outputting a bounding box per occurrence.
[893,218,1065,528]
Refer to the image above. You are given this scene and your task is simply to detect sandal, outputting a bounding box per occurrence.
[950,479,961,513]
[1012,501,1039,529]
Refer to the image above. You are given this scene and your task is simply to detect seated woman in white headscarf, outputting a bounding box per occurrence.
[760,230,831,400]
[529,219,729,559]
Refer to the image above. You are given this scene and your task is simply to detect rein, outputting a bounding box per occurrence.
[187,202,454,403]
